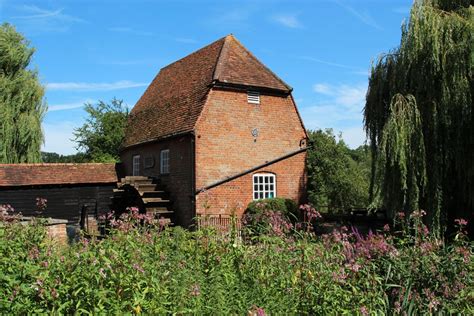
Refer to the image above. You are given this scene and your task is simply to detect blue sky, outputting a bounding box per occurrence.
[0,0,412,154]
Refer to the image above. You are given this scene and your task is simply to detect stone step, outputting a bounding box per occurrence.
[143,198,170,204]
[140,190,168,198]
[146,207,174,215]
[123,176,149,180]
[135,184,156,191]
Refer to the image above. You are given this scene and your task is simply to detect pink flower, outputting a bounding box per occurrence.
[360,306,369,316]
[383,224,390,232]
[454,218,468,226]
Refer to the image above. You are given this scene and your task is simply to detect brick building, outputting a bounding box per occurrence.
[120,35,307,227]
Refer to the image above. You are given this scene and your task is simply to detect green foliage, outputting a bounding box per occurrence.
[364,0,473,233]
[0,213,472,314]
[375,94,427,219]
[73,98,129,162]
[0,23,46,163]
[306,129,370,212]
[246,197,298,220]
[41,151,88,163]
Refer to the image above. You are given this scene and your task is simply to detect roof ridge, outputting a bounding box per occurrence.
[162,35,227,72]
[211,34,231,82]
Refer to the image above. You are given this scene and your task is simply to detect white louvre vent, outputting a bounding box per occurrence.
[247,91,260,104]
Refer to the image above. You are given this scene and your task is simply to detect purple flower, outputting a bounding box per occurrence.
[133,263,145,274]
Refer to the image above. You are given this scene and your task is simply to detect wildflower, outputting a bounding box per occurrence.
[133,305,142,314]
[99,268,106,278]
[248,306,266,316]
[360,306,369,316]
[190,284,200,296]
[396,212,405,219]
[51,288,58,299]
[41,261,49,268]
[28,246,40,260]
[133,263,145,274]
[454,218,468,226]
[383,224,390,232]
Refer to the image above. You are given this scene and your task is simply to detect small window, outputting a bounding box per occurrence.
[144,156,155,168]
[247,91,260,104]
[253,173,276,200]
[132,155,140,176]
[160,149,170,174]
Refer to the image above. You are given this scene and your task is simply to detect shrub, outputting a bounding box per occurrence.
[243,198,298,238]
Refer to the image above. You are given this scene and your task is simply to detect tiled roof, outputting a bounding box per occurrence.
[123,34,292,148]
[0,163,118,186]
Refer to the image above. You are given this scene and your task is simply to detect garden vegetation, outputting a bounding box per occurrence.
[1,205,472,314]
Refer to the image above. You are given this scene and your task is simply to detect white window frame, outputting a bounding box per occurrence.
[253,173,276,200]
[247,91,260,104]
[132,155,140,176]
[160,149,170,174]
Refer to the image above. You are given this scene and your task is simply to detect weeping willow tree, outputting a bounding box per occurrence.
[0,23,46,163]
[364,0,473,235]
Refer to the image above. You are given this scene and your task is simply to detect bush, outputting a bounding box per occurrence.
[0,207,472,314]
[243,198,299,238]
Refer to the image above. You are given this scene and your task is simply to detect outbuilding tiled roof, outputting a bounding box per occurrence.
[123,34,292,148]
[0,163,118,187]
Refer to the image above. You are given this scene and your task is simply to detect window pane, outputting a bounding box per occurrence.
[265,185,269,190]
[259,176,263,183]
[269,177,274,183]
[265,192,269,198]
[259,185,263,191]
[259,192,263,199]
[254,185,258,191]
[269,192,274,198]
[254,193,259,199]
[265,177,269,183]
[269,185,274,191]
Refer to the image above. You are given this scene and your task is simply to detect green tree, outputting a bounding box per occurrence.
[41,151,88,163]
[0,23,46,163]
[73,98,129,162]
[306,129,370,213]
[364,0,473,234]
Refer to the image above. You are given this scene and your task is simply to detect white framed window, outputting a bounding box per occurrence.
[160,149,170,174]
[132,155,140,176]
[253,173,276,200]
[247,91,260,104]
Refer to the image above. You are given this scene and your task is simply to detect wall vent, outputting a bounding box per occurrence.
[247,91,260,104]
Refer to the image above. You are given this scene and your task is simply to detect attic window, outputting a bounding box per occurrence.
[247,91,260,104]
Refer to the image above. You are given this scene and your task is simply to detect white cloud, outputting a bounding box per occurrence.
[108,27,153,36]
[272,13,302,28]
[42,121,80,155]
[334,0,382,30]
[301,82,368,148]
[298,56,368,75]
[46,80,147,92]
[13,5,85,22]
[47,99,94,112]
[313,83,332,95]
[11,5,86,33]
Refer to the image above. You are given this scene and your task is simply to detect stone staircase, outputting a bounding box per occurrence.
[110,176,174,225]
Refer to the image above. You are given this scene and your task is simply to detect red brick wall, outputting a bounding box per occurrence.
[196,151,307,218]
[120,135,195,226]
[195,88,307,189]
